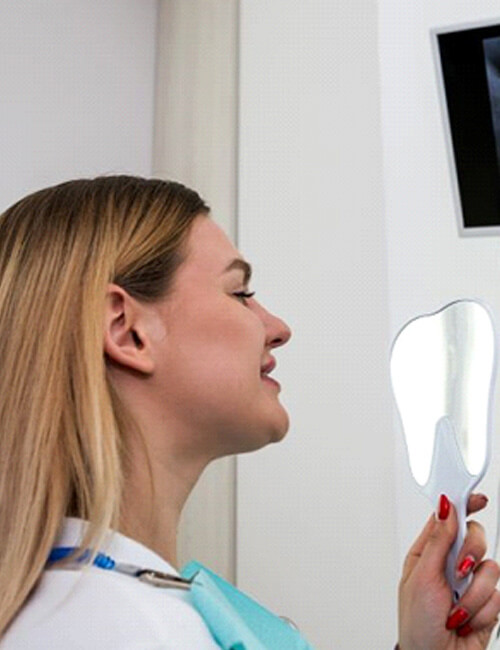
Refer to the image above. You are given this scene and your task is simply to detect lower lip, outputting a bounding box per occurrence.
[261,374,281,390]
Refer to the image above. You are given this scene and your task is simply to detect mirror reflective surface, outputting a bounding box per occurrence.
[391,300,496,486]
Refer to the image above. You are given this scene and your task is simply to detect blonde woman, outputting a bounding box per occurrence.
[0,176,498,649]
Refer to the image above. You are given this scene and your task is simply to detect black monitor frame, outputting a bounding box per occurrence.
[432,18,500,236]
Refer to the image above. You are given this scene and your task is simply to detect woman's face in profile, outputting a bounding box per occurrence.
[152,216,292,458]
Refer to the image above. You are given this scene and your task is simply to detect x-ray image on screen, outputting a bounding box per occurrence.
[435,22,500,232]
[483,37,500,174]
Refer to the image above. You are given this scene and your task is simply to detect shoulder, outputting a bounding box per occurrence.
[1,568,220,649]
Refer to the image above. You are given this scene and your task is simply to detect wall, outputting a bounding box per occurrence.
[6,3,500,647]
[154,0,239,580]
[0,0,156,210]
[379,1,500,591]
[237,2,398,648]
[0,0,239,585]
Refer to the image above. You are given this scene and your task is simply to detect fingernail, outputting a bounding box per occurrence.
[456,622,473,637]
[446,607,469,630]
[457,555,475,579]
[437,494,450,521]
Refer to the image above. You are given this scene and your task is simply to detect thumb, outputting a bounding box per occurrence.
[418,494,458,581]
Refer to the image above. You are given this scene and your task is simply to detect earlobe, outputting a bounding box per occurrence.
[103,284,155,375]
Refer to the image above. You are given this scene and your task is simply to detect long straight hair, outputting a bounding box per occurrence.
[0,176,209,635]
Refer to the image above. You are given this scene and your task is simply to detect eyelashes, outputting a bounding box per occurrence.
[233,291,256,305]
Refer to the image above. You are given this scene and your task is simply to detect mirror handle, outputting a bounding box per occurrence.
[422,417,477,602]
[445,494,471,602]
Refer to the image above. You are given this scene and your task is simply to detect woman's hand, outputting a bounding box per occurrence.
[398,494,500,650]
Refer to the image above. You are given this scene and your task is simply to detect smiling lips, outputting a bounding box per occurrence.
[261,358,276,375]
[260,358,280,389]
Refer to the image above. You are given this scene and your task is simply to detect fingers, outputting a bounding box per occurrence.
[445,561,500,636]
[402,498,457,584]
[467,493,488,516]
[463,590,500,635]
[416,495,459,581]
[401,494,489,585]
[455,520,487,580]
[401,513,435,583]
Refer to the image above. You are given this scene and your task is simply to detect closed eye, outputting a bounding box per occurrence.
[233,291,255,305]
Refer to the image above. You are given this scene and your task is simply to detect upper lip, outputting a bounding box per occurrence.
[260,358,276,375]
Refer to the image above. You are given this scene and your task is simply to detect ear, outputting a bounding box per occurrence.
[103,284,155,375]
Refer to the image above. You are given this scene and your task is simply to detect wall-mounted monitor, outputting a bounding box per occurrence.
[433,20,500,236]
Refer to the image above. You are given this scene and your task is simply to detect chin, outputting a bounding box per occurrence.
[270,423,289,444]
[215,421,288,458]
[244,406,290,452]
[212,400,290,457]
[268,409,290,443]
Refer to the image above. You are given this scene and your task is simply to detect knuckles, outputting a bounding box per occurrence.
[479,559,500,583]
[492,589,500,607]
[464,520,487,559]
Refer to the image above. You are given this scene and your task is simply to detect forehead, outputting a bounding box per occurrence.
[182,216,240,275]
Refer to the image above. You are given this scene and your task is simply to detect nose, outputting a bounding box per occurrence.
[253,301,292,349]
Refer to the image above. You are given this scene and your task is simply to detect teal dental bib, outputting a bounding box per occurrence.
[181,561,316,650]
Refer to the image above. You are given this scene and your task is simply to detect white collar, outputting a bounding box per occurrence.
[55,517,180,577]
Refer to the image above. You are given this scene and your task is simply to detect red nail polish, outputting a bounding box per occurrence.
[438,494,450,521]
[457,623,473,637]
[457,555,475,578]
[446,607,468,630]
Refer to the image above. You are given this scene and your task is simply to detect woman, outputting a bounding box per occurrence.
[0,175,498,649]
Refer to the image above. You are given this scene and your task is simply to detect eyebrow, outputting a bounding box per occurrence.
[223,259,252,285]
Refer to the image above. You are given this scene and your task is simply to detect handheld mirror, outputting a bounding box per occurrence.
[390,299,497,602]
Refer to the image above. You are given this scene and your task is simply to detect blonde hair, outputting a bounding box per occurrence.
[0,175,209,635]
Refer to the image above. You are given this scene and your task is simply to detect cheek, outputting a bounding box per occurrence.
[156,301,289,454]
[166,301,264,392]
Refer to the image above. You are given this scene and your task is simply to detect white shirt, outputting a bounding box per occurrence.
[1,518,221,649]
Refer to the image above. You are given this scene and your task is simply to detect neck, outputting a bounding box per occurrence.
[108,369,214,571]
[119,448,209,570]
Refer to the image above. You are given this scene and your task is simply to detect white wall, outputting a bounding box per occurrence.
[0,0,239,583]
[0,0,157,211]
[239,2,500,648]
[154,0,239,580]
[237,2,398,648]
[7,3,500,647]
[379,1,500,588]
